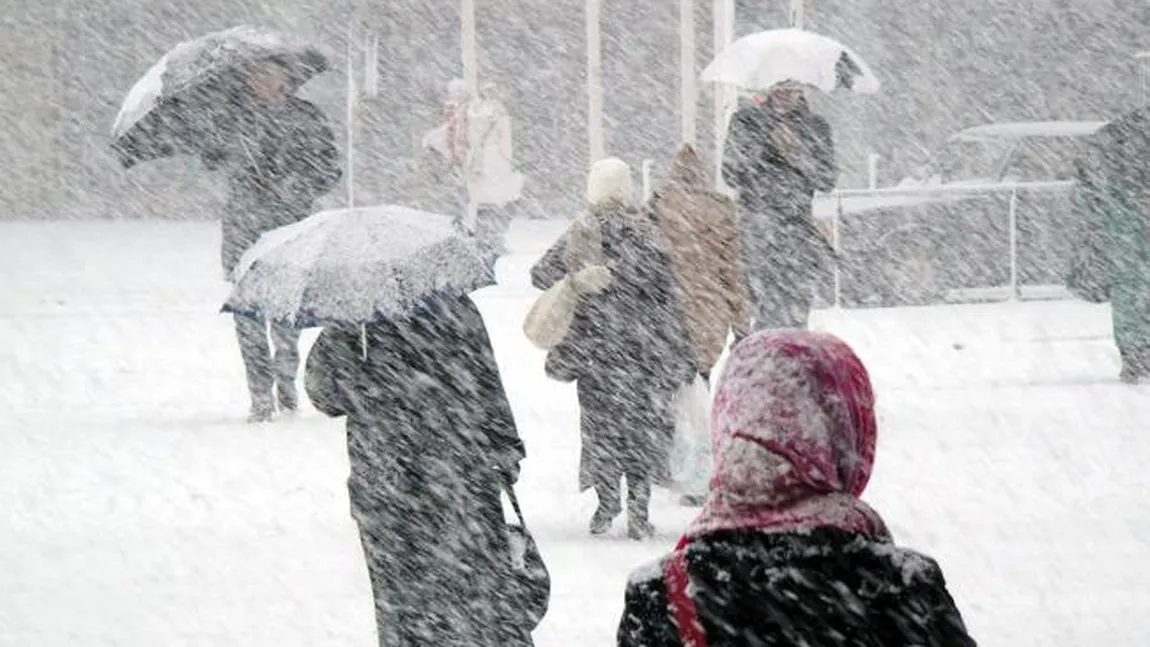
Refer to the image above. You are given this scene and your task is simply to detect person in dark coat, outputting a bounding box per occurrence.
[205,58,342,422]
[722,81,837,331]
[617,330,977,647]
[305,294,533,647]
[1067,107,1150,383]
[544,158,695,539]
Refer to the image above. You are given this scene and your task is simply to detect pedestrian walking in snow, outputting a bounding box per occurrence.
[207,59,341,422]
[649,144,751,506]
[305,294,535,646]
[722,81,837,331]
[542,158,695,539]
[1067,107,1150,384]
[423,79,524,256]
[617,330,977,647]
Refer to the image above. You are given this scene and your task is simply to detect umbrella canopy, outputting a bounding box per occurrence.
[701,28,879,94]
[223,205,497,328]
[111,25,328,169]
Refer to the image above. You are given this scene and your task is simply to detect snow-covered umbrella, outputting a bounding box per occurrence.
[701,28,879,94]
[111,25,328,169]
[223,205,496,329]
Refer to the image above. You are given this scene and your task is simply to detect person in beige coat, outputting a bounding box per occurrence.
[649,144,750,378]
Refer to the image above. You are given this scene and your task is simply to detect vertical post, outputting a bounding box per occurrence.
[712,0,734,190]
[364,33,380,98]
[791,0,804,29]
[461,0,479,230]
[642,158,654,201]
[680,0,697,145]
[833,191,843,308]
[587,0,605,164]
[1137,52,1150,106]
[461,0,479,97]
[345,22,356,209]
[1008,188,1020,300]
[867,153,880,189]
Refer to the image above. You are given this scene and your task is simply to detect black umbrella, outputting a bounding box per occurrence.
[110,25,328,169]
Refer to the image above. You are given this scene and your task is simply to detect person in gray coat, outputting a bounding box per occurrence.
[541,159,695,539]
[204,58,341,421]
[306,294,532,646]
[722,81,837,330]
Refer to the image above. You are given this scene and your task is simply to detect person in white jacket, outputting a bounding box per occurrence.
[423,80,524,254]
[466,82,524,232]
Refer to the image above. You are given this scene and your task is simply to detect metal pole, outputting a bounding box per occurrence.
[1008,188,1019,300]
[364,33,379,98]
[791,0,804,29]
[642,158,654,201]
[833,191,843,308]
[712,0,734,190]
[345,22,356,208]
[867,153,880,189]
[587,0,605,164]
[680,0,697,145]
[1137,52,1150,106]
[461,0,478,97]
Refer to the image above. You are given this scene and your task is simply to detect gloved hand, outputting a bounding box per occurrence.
[494,453,522,486]
[570,264,613,295]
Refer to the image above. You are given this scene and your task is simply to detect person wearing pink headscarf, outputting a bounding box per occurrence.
[617,331,976,647]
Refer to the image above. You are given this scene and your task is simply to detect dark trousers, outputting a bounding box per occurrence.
[234,314,300,408]
[595,471,652,523]
[1120,347,1150,381]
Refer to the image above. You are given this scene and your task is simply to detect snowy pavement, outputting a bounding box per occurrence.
[1,219,1148,646]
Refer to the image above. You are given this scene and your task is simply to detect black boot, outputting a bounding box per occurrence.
[590,480,622,535]
[626,476,654,540]
[1120,348,1150,384]
[277,381,299,413]
[247,397,275,423]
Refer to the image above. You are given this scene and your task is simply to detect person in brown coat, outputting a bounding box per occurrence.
[649,144,750,379]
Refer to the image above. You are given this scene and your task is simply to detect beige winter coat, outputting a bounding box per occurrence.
[649,145,751,373]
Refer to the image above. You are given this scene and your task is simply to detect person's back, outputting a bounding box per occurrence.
[214,92,341,274]
[1070,108,1150,382]
[305,295,531,647]
[620,528,973,647]
[651,144,749,374]
[616,330,976,646]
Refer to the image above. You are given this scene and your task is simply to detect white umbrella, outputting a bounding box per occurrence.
[224,205,496,328]
[701,28,879,94]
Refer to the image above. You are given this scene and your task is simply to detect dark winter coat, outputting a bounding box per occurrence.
[206,95,341,275]
[304,295,531,647]
[618,528,977,647]
[1068,108,1150,352]
[722,100,837,327]
[544,201,695,490]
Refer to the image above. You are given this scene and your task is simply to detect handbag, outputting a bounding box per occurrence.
[523,276,579,350]
[669,375,713,496]
[503,484,551,631]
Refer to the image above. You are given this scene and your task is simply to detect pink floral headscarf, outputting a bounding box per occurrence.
[681,330,889,543]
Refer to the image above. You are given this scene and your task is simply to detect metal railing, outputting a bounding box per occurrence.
[818,180,1076,307]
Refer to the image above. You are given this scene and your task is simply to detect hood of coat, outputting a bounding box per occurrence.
[665,144,710,190]
[587,157,634,207]
[679,330,888,542]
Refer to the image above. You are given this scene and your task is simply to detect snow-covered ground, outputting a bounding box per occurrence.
[1,218,1148,646]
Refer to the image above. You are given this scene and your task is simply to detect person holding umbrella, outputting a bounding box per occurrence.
[111,26,341,422]
[721,80,837,331]
[704,29,879,331]
[207,58,341,422]
[226,205,544,645]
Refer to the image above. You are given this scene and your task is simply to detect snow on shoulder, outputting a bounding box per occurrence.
[866,541,940,586]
